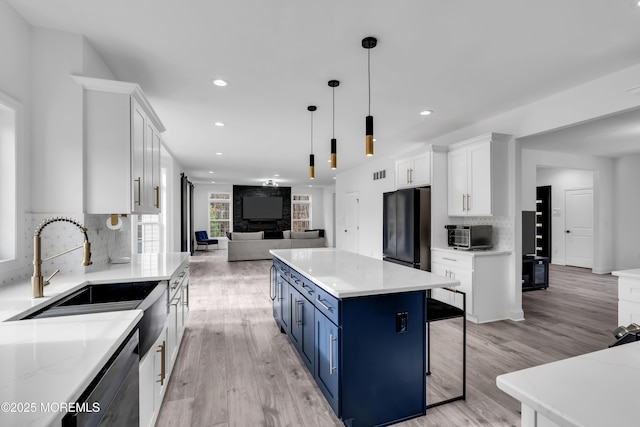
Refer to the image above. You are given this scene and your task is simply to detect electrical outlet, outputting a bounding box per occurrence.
[396,312,408,333]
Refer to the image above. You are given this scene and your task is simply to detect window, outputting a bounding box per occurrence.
[209,193,231,237]
[292,194,311,232]
[0,92,18,263]
[135,168,167,254]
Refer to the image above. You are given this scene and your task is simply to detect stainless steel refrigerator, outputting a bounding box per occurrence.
[383,187,431,271]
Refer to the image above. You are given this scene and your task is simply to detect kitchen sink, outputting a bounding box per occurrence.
[13,281,168,358]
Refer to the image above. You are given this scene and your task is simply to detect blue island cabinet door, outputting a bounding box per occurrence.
[289,288,315,372]
[273,271,290,334]
[315,311,340,416]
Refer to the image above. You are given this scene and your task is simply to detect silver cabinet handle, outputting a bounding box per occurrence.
[407,169,410,184]
[329,334,337,374]
[443,257,457,262]
[301,283,314,295]
[278,282,283,301]
[466,193,470,211]
[316,297,333,312]
[462,194,466,211]
[296,300,303,326]
[409,168,413,183]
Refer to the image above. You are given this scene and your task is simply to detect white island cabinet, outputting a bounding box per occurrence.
[72,75,165,215]
[612,268,640,326]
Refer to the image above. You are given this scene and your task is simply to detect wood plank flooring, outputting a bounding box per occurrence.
[156,252,618,427]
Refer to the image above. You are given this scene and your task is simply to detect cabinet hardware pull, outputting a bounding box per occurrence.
[316,297,333,312]
[466,193,470,211]
[410,168,413,183]
[329,334,337,374]
[135,177,141,206]
[296,300,304,326]
[407,169,410,184]
[301,283,314,294]
[294,299,298,325]
[155,185,160,208]
[462,194,466,211]
[156,341,166,385]
[278,282,283,301]
[270,266,276,300]
[170,296,181,306]
[443,257,457,262]
[185,284,189,307]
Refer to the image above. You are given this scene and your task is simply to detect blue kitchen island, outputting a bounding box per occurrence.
[270,248,459,427]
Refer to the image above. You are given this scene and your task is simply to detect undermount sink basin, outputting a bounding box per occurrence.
[18,281,162,320]
[13,281,168,358]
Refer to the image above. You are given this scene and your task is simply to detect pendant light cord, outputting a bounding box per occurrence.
[332,87,335,138]
[367,49,371,115]
[310,110,314,153]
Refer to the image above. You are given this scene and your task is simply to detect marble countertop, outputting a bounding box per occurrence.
[497,342,640,427]
[0,252,189,322]
[0,310,143,427]
[270,248,459,298]
[612,268,640,279]
[431,247,512,256]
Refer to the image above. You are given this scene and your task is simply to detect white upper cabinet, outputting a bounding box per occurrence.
[447,133,508,217]
[395,150,431,189]
[73,76,164,214]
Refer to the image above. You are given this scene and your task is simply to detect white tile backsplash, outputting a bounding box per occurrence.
[0,213,132,287]
[458,216,514,251]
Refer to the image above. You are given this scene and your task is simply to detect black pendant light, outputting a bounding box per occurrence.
[308,105,316,179]
[362,36,377,157]
[328,80,339,170]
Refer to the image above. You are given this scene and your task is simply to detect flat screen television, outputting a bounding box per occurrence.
[243,196,283,220]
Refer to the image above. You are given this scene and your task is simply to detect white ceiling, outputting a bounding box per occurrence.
[8,0,640,186]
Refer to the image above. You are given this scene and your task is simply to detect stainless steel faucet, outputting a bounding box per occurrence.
[31,217,92,298]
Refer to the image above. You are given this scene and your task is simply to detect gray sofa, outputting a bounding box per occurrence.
[227,230,326,261]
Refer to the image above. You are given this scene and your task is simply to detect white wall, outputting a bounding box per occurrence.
[0,0,30,281]
[536,167,594,266]
[335,155,396,259]
[193,183,233,249]
[523,149,614,273]
[322,185,336,247]
[614,154,640,270]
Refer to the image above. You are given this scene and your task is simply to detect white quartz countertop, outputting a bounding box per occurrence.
[270,248,459,298]
[496,342,640,427]
[0,252,189,322]
[0,310,142,427]
[432,247,512,256]
[612,268,640,279]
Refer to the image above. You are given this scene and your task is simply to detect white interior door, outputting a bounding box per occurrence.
[344,192,359,254]
[565,188,593,268]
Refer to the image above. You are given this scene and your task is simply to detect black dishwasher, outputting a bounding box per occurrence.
[62,329,140,427]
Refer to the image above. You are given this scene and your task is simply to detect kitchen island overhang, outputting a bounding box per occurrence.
[270,248,459,427]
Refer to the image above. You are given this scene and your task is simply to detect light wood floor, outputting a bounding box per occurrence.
[156,251,618,427]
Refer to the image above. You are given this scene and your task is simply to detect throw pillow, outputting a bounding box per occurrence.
[283,230,291,239]
[231,231,264,240]
[264,231,284,240]
[291,230,319,239]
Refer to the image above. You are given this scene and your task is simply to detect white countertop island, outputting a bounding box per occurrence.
[270,248,459,298]
[0,310,142,427]
[497,342,640,427]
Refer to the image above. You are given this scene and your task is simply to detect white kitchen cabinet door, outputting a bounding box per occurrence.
[447,133,508,217]
[466,142,492,216]
[72,75,165,215]
[396,151,431,189]
[139,348,155,427]
[447,148,468,216]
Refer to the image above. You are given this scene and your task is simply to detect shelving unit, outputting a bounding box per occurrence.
[536,186,552,260]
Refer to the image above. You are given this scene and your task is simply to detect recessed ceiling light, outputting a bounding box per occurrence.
[210,181,216,184]
[333,177,336,180]
[214,122,225,127]
[212,79,227,87]
[274,174,280,177]
[216,152,223,156]
[420,110,433,116]
[308,185,312,187]
[208,171,214,174]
